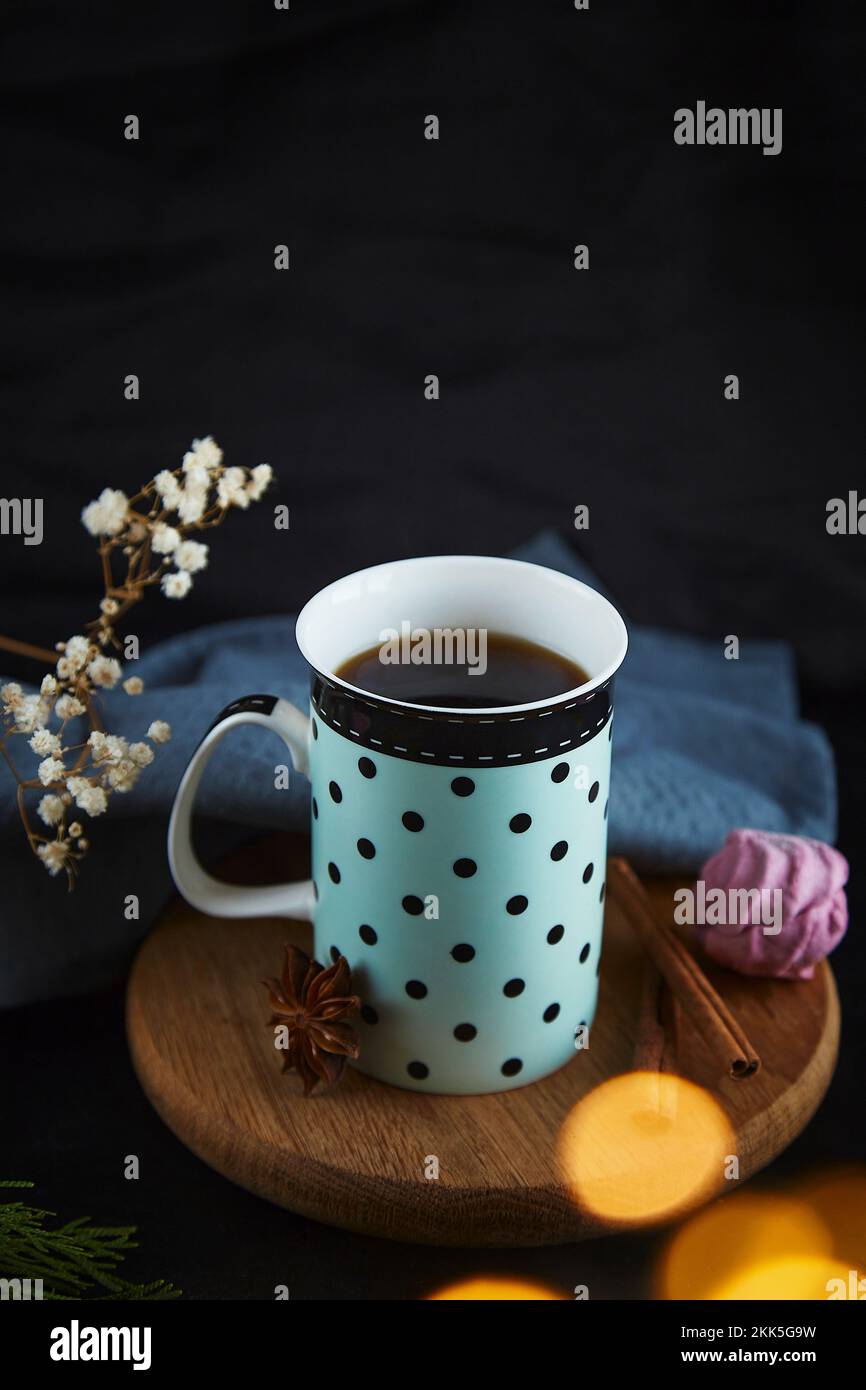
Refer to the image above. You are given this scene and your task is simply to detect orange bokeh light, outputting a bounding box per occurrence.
[557,1071,734,1225]
[428,1277,565,1301]
[714,1254,856,1300]
[795,1165,866,1266]
[659,1193,831,1299]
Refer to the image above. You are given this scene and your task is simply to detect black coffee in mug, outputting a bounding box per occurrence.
[334,630,590,709]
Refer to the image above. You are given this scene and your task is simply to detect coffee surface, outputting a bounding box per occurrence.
[335,631,589,708]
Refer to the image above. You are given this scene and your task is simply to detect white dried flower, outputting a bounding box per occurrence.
[38,794,65,827]
[100,597,119,616]
[147,720,171,744]
[181,459,210,491]
[86,730,107,760]
[79,784,108,817]
[40,674,57,697]
[1,682,23,709]
[69,821,83,838]
[15,695,49,732]
[38,840,69,876]
[129,741,154,768]
[38,756,66,786]
[161,569,192,599]
[55,694,85,720]
[247,463,273,501]
[88,731,128,764]
[174,539,208,573]
[87,655,122,689]
[30,729,61,756]
[184,436,223,472]
[217,467,250,510]
[154,469,182,509]
[67,777,108,817]
[151,522,181,555]
[63,635,91,673]
[81,487,129,537]
[177,483,207,525]
[123,676,144,695]
[105,758,139,793]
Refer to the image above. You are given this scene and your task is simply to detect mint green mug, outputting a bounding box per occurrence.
[168,556,628,1095]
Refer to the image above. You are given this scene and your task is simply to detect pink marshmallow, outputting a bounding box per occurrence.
[695,828,848,980]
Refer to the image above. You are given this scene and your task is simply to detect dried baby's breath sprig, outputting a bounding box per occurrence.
[0,438,273,888]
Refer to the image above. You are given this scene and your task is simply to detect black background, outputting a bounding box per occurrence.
[1,0,864,1299]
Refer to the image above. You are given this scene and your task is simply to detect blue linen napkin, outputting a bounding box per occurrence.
[0,531,836,1008]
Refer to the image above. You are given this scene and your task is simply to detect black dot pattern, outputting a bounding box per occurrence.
[309,710,612,1091]
[451,943,475,963]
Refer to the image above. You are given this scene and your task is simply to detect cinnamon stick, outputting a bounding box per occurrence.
[632,959,667,1073]
[611,857,760,1080]
[632,960,679,1116]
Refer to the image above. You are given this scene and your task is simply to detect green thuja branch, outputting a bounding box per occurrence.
[0,1181,181,1300]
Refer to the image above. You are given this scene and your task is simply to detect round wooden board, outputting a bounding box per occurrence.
[127,834,840,1247]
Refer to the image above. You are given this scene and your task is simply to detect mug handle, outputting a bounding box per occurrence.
[167,694,315,921]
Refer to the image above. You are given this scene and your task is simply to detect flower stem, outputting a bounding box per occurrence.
[0,635,57,665]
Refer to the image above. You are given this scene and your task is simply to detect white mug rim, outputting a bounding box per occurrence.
[295,554,628,716]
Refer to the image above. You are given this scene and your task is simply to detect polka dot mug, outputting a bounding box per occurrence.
[168,556,628,1095]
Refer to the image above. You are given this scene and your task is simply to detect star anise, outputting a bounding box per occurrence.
[263,944,361,1096]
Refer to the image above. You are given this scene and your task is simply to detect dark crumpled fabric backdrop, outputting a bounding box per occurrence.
[1,0,864,1300]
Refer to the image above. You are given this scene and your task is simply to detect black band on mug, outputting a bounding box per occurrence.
[310,672,614,769]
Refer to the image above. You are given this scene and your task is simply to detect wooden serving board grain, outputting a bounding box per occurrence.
[127,834,840,1247]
